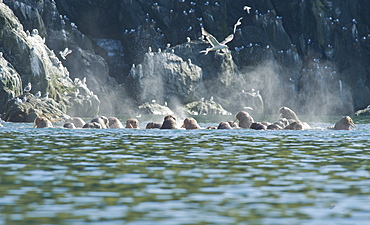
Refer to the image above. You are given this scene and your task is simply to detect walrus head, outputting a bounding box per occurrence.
[146,122,162,129]
[278,107,300,121]
[181,117,201,130]
[234,111,254,128]
[217,122,232,129]
[126,118,139,128]
[108,117,124,128]
[284,121,303,130]
[34,117,53,128]
[160,115,178,129]
[333,116,356,130]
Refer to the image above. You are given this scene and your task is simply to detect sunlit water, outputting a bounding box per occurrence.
[0,116,370,225]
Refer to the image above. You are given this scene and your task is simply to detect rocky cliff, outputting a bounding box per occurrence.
[2,0,370,117]
[0,2,99,121]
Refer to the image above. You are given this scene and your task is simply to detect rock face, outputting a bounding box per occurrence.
[2,93,65,122]
[184,99,231,116]
[0,2,99,120]
[0,55,23,113]
[2,0,370,116]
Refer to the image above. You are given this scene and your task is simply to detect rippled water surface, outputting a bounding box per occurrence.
[0,117,370,225]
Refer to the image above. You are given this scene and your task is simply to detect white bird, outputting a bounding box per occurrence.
[233,17,243,34]
[244,6,252,14]
[35,91,41,98]
[200,17,243,56]
[199,27,234,55]
[24,82,32,92]
[43,92,49,99]
[59,47,72,60]
[15,97,22,104]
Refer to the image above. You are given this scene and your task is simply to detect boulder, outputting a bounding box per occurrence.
[354,107,370,116]
[2,93,66,122]
[184,99,231,116]
[138,102,174,115]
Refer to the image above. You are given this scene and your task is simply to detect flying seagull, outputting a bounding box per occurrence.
[59,47,72,60]
[199,27,234,55]
[244,6,251,14]
[233,17,243,33]
[200,17,243,56]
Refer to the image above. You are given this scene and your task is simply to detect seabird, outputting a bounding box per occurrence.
[60,47,72,60]
[244,6,251,14]
[43,92,49,99]
[233,17,243,34]
[35,91,41,98]
[200,17,243,56]
[199,28,234,55]
[15,97,22,104]
[24,82,32,92]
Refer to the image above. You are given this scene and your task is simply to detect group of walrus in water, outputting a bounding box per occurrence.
[32,106,356,131]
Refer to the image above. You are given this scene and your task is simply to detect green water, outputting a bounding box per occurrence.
[0,117,370,225]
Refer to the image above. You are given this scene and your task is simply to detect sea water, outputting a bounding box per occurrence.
[0,116,369,225]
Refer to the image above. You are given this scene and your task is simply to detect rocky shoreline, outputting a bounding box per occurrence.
[1,1,370,121]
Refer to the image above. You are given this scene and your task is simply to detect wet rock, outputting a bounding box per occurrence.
[138,102,174,115]
[2,93,66,122]
[184,99,231,116]
[128,51,206,105]
[354,107,370,116]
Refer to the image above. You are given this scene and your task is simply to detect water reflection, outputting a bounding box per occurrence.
[0,119,369,224]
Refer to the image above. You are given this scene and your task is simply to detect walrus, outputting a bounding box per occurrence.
[108,117,124,128]
[65,117,85,128]
[206,126,217,129]
[278,107,300,121]
[160,115,178,129]
[34,117,53,128]
[234,111,254,128]
[278,107,311,129]
[274,118,290,128]
[181,117,201,130]
[217,122,232,129]
[82,122,102,129]
[284,121,303,130]
[267,123,283,130]
[228,121,239,128]
[91,117,108,129]
[250,122,267,130]
[63,122,76,129]
[126,118,139,128]
[328,116,356,130]
[146,122,162,129]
